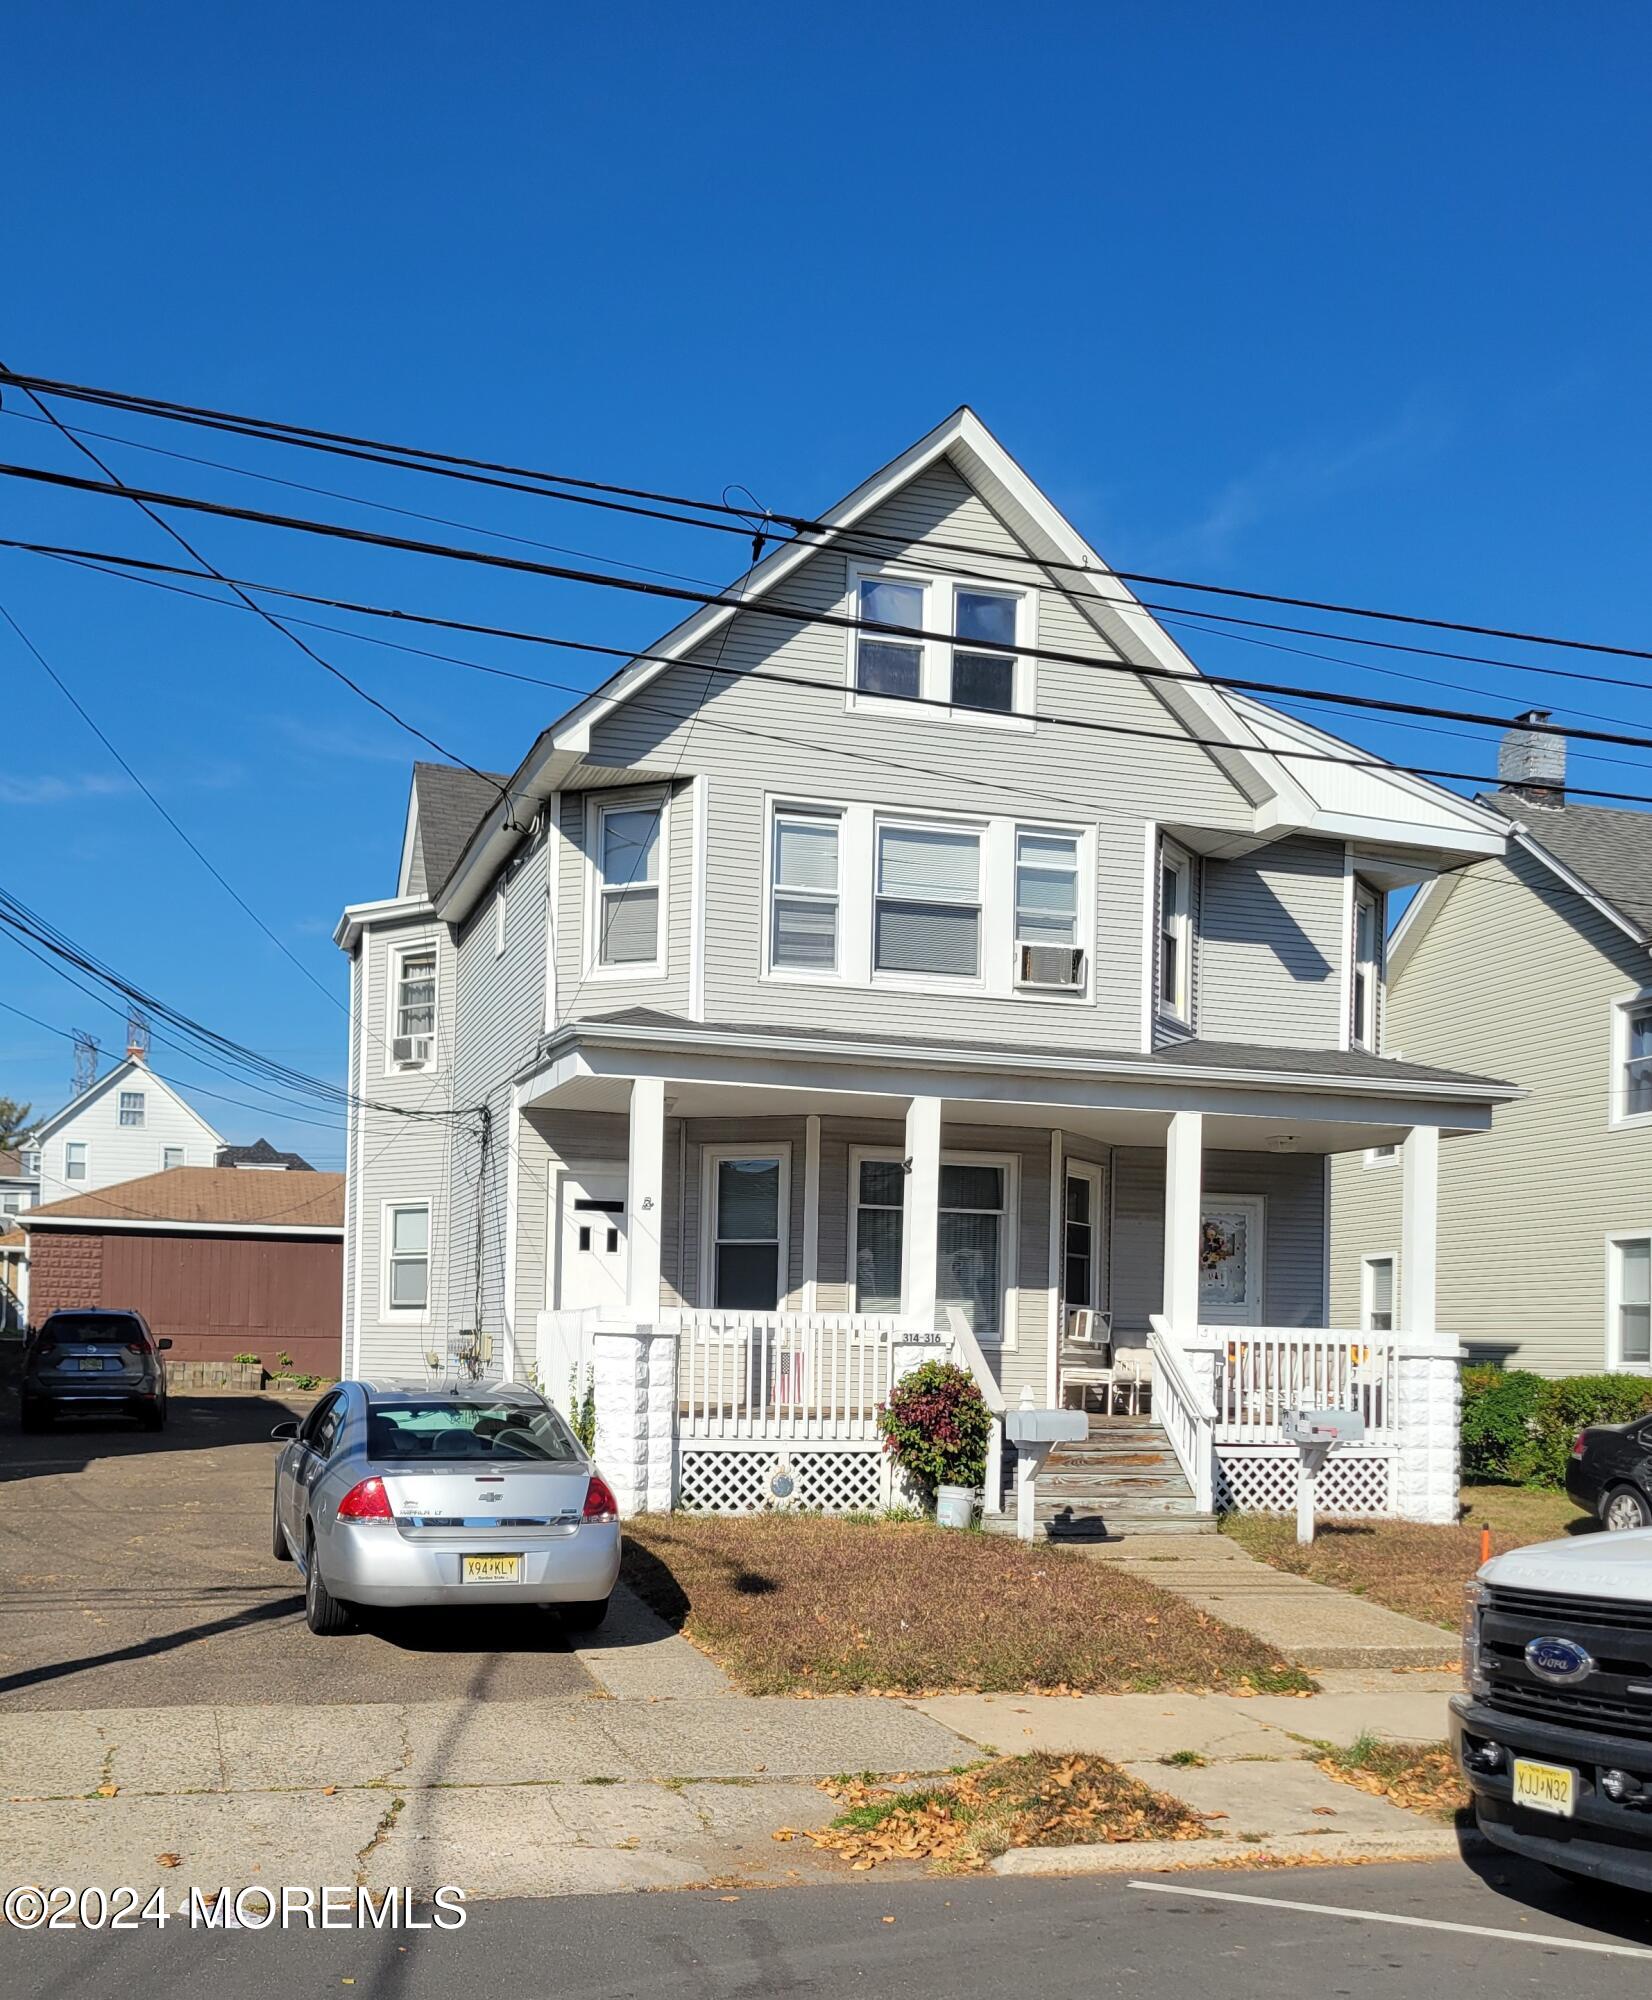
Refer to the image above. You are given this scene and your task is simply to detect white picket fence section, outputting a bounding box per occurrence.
[672,1309,901,1442]
[1214,1329,1398,1444]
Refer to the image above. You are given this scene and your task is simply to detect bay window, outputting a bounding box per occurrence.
[874,823,981,979]
[770,812,840,973]
[595,802,663,970]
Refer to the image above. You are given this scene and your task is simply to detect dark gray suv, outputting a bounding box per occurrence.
[21,1309,172,1431]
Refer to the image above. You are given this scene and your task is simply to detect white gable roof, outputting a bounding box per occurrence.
[31,1056,224,1148]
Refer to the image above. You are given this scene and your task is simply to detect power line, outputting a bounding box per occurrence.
[12,531,1652,805]
[9,365,1652,669]
[1,471,1649,760]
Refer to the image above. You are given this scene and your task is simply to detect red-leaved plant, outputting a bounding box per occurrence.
[877,1359,993,1498]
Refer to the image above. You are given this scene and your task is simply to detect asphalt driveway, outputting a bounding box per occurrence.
[0,1382,600,1710]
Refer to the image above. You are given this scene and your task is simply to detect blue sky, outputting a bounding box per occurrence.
[5,3,1652,1164]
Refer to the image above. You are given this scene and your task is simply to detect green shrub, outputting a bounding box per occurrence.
[877,1361,993,1499]
[1460,1366,1544,1481]
[1462,1365,1652,1487]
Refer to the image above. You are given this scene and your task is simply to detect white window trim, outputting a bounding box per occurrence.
[1157,836,1193,1026]
[584,790,668,982]
[872,812,988,991]
[848,1144,1020,1346]
[383,937,439,1076]
[699,1142,793,1311]
[842,560,1038,732]
[761,803,844,984]
[118,1090,147,1129]
[1608,988,1652,1132]
[1360,1250,1397,1334]
[1363,1144,1400,1168]
[1351,878,1381,1052]
[380,1199,432,1322]
[64,1141,89,1182]
[494,880,508,958]
[1062,1159,1105,1313]
[1013,826,1090,1000]
[1606,1231,1652,1373]
[160,1145,186,1172]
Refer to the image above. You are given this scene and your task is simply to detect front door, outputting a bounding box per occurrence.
[1198,1194,1266,1326]
[554,1172,629,1312]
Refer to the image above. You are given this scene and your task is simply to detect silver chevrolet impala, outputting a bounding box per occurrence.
[271,1380,620,1635]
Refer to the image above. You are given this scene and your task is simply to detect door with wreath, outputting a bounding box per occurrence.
[1197,1195,1266,1326]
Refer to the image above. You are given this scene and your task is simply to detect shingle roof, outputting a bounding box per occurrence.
[571,1008,1515,1094]
[23,1167,344,1230]
[1482,791,1652,942]
[0,1149,22,1178]
[215,1138,316,1171]
[0,1227,24,1250]
[411,763,509,897]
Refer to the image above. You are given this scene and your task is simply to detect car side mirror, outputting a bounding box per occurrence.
[270,1421,300,1441]
[157,1338,173,1350]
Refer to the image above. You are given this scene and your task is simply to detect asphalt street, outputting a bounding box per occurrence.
[0,1390,598,1708]
[6,1860,1652,1998]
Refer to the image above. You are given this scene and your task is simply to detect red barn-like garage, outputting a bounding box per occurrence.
[20,1167,343,1377]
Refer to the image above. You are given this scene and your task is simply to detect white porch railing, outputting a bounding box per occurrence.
[1213,1329,1398,1444]
[1146,1323,1216,1514]
[672,1309,900,1441]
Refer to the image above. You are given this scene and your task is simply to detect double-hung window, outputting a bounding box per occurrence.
[1616,997,1652,1124]
[1362,1253,1396,1333]
[1352,881,1381,1050]
[385,1203,430,1313]
[707,1152,787,1309]
[1611,1237,1651,1369]
[392,947,436,1066]
[595,803,663,969]
[951,590,1018,713]
[1015,830,1082,986]
[162,1145,185,1172]
[65,1142,87,1182]
[1063,1168,1099,1310]
[852,1157,906,1314]
[937,1162,1008,1337]
[119,1090,145,1128]
[1158,840,1192,1022]
[874,823,982,979]
[770,813,840,973]
[854,575,926,700]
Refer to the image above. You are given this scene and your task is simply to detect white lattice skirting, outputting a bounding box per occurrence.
[1215,1445,1396,1516]
[677,1442,888,1514]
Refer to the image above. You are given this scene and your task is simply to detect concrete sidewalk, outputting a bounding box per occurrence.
[1081,1535,1458,1669]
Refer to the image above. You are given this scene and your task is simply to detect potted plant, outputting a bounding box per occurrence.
[877,1360,993,1527]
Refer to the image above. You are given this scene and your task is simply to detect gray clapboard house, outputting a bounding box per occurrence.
[1331,718,1652,1378]
[335,409,1517,1527]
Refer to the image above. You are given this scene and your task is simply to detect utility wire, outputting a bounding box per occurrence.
[9,365,1652,669]
[0,473,1647,758]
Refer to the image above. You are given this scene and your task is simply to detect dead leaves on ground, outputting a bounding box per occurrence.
[1316,1742,1469,1820]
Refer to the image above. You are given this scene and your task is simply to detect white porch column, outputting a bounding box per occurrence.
[1400,1123,1439,1339]
[903,1095,943,1335]
[1162,1109,1204,1335]
[626,1076,666,1324]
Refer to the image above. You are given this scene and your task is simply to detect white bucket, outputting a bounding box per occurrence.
[935,1483,979,1530]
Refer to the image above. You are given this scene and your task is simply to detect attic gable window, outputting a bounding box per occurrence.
[119,1090,146,1128]
[847,565,1035,725]
[854,576,926,700]
[951,590,1018,713]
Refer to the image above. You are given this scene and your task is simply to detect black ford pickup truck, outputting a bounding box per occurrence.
[1452,1529,1652,1892]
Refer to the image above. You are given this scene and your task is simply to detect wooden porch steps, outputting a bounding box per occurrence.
[1028,1414,1218,1541]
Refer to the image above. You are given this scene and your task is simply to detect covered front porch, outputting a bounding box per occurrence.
[511,1017,1493,1526]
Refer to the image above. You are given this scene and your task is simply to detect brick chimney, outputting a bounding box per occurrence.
[1498,709,1566,807]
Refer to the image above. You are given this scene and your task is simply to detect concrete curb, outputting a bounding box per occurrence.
[992,1827,1484,1877]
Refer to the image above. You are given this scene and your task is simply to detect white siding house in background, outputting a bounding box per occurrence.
[336,407,1522,1530]
[25,1056,223,1211]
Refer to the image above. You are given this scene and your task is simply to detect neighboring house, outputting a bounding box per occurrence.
[0,1146,41,1218]
[216,1139,316,1171]
[335,408,1518,1525]
[0,1226,24,1332]
[26,1053,224,1208]
[1331,718,1652,1378]
[20,1167,343,1372]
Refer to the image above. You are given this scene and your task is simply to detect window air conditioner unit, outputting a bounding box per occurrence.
[1019,944,1085,989]
[392,1035,433,1067]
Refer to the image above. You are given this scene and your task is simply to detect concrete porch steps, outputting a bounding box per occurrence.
[1031,1413,1218,1541]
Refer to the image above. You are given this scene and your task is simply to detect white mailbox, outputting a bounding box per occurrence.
[1281,1405,1366,1544]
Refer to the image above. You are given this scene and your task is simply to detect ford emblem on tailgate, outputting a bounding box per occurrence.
[1525,1637,1595,1684]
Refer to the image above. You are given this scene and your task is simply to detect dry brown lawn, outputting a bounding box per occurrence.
[1223,1483,1596,1631]
[621,1513,1314,1694]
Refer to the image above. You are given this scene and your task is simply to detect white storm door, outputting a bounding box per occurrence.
[1198,1194,1266,1326]
[554,1172,629,1312]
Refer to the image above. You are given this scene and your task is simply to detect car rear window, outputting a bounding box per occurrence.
[41,1313,144,1345]
[366,1401,579,1463]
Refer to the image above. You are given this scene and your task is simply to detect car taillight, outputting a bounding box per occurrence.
[1571,1431,1589,1459]
[337,1477,395,1522]
[583,1473,618,1523]
[33,1332,56,1354]
[124,1339,149,1356]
